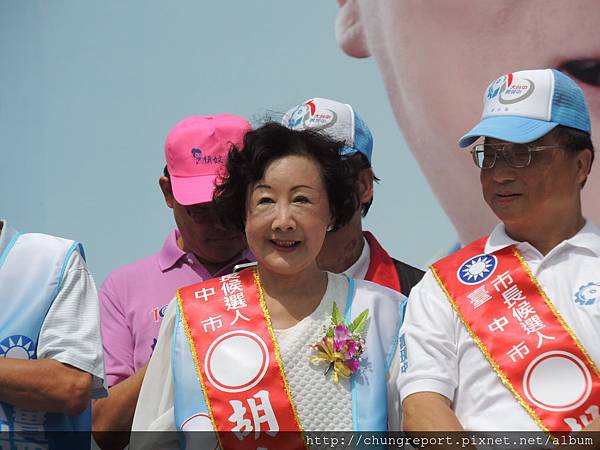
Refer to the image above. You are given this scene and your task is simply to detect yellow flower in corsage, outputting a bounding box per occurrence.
[310,302,368,384]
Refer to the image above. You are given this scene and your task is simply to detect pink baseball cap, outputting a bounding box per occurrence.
[165,114,251,205]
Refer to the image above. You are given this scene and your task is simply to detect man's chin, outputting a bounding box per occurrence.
[207,235,245,244]
[207,251,246,266]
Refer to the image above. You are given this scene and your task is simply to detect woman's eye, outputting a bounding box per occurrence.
[293,196,310,204]
[257,197,274,205]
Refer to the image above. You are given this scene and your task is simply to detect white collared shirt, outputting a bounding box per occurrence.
[342,236,370,280]
[398,220,600,431]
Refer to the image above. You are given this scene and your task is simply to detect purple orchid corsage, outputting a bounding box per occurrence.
[310,302,368,384]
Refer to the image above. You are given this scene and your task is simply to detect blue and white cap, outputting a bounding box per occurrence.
[459,69,591,148]
[282,97,373,163]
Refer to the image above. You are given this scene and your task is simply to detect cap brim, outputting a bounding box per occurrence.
[170,174,217,206]
[458,116,558,148]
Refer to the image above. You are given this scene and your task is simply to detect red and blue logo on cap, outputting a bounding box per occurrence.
[487,73,535,106]
[285,100,338,131]
[282,97,373,163]
[459,69,591,148]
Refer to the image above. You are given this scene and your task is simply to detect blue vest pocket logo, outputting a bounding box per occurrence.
[0,335,36,359]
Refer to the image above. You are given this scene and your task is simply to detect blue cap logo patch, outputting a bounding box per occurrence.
[575,282,600,306]
[457,254,498,285]
[487,76,505,100]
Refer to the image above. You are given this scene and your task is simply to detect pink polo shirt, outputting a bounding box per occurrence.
[99,230,253,387]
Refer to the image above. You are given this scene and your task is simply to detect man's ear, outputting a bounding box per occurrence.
[575,148,594,188]
[357,168,374,203]
[335,0,370,58]
[159,176,175,209]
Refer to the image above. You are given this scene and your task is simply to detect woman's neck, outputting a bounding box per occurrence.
[257,264,328,329]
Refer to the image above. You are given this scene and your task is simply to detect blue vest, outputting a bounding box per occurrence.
[172,276,406,447]
[0,224,91,450]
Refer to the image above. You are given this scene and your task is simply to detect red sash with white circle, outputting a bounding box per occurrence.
[432,238,600,432]
[177,268,306,449]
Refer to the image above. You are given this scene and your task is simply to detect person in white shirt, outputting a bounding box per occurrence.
[399,69,600,433]
[333,1,600,246]
[0,220,106,450]
[282,97,424,296]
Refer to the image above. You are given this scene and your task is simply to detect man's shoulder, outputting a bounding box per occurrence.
[390,257,425,296]
[101,251,161,288]
[10,232,83,272]
[109,251,161,275]
[103,230,181,282]
[354,276,405,301]
[390,258,425,277]
[430,235,492,268]
[18,232,78,253]
[362,230,425,291]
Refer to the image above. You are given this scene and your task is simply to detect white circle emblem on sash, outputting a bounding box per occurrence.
[456,254,497,285]
[523,351,592,412]
[204,330,269,393]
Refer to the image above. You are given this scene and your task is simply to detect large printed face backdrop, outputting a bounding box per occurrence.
[1,1,453,282]
[9,2,598,283]
[336,0,600,244]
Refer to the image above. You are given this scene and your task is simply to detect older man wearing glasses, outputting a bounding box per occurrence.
[398,69,600,433]
[92,115,254,449]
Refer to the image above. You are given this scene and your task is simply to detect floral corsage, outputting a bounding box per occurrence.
[310,302,369,384]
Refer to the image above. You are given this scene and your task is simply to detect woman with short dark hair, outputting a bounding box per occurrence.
[213,121,360,233]
[133,122,406,449]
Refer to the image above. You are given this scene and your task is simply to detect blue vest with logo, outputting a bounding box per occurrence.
[0,224,91,449]
[171,276,406,448]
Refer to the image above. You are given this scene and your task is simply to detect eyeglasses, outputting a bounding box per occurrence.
[470,143,558,169]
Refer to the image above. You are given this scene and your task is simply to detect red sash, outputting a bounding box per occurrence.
[364,231,401,292]
[432,237,600,432]
[177,268,307,449]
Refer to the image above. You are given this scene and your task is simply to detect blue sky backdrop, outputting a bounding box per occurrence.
[1,1,455,283]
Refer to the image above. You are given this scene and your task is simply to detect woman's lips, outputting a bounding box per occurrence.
[270,239,300,251]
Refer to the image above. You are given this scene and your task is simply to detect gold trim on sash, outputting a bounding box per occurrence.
[252,269,304,433]
[432,241,600,434]
[430,265,546,432]
[176,291,223,449]
[177,268,308,449]
[513,249,600,378]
